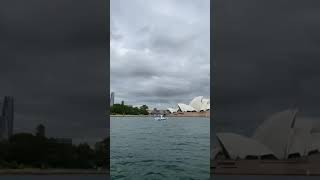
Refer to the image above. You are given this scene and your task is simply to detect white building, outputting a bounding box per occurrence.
[212,109,320,160]
[167,96,210,113]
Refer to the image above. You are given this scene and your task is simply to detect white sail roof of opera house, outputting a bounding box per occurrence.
[252,109,298,159]
[189,96,203,111]
[310,133,320,153]
[216,132,276,159]
[213,108,320,160]
[286,119,320,157]
[167,108,178,113]
[167,96,210,113]
[200,98,210,111]
[189,96,210,112]
[177,103,196,112]
[286,128,313,157]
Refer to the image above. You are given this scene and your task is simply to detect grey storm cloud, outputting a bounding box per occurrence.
[213,0,320,136]
[0,0,108,144]
[110,0,210,109]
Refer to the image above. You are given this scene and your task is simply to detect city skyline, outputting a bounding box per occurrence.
[0,1,107,145]
[110,0,210,109]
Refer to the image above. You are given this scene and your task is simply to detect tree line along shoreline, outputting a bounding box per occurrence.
[0,124,109,170]
[110,103,149,115]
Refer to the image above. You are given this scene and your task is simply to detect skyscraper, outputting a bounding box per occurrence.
[110,92,115,106]
[0,96,14,140]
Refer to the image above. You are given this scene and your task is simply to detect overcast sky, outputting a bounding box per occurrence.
[213,0,320,137]
[110,0,210,109]
[0,0,107,145]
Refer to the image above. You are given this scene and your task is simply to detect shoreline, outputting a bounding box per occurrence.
[211,157,320,176]
[110,115,210,118]
[110,115,149,117]
[0,169,109,175]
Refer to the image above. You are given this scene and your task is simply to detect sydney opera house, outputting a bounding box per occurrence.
[167,96,210,113]
[212,109,320,175]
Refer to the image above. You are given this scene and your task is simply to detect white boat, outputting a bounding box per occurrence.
[154,115,167,121]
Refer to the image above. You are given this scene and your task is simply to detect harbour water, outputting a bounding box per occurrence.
[111,116,210,180]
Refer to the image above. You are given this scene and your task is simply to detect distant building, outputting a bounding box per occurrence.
[147,109,153,114]
[150,108,159,115]
[0,96,14,140]
[110,92,115,106]
[159,110,169,115]
[150,108,169,115]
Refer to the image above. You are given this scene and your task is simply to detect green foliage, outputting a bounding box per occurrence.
[0,124,109,169]
[110,104,149,115]
[94,137,109,169]
[139,105,149,115]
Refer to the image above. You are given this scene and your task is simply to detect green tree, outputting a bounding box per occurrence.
[8,133,43,167]
[0,124,109,169]
[139,105,149,115]
[111,104,150,115]
[74,143,95,169]
[94,137,109,168]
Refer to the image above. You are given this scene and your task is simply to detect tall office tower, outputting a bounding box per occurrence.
[110,92,115,106]
[0,96,14,139]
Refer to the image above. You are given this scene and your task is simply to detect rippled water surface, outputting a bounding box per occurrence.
[111,117,210,180]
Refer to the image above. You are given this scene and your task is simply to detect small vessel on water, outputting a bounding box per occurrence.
[154,114,167,121]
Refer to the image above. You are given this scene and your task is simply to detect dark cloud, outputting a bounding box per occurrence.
[0,0,108,144]
[111,0,210,109]
[213,0,320,137]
